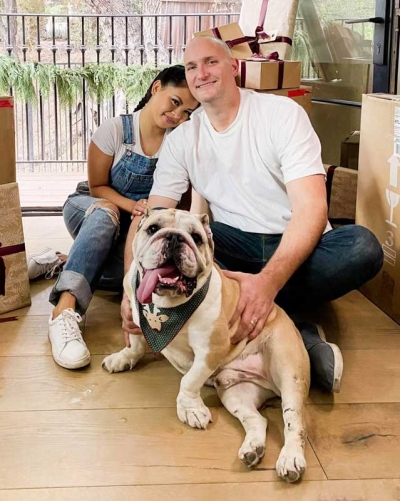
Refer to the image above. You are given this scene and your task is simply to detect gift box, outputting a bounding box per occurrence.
[0,182,31,314]
[194,22,253,60]
[239,0,299,60]
[255,86,312,115]
[236,58,301,90]
[0,97,16,186]
[324,164,357,226]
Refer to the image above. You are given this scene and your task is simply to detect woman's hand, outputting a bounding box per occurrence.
[131,199,148,219]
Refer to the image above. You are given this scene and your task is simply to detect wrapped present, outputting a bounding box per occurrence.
[236,56,301,90]
[255,86,312,115]
[239,0,299,60]
[194,22,253,60]
[324,164,357,225]
[0,97,16,186]
[0,182,31,314]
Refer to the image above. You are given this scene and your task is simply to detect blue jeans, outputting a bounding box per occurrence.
[211,222,384,313]
[49,194,130,314]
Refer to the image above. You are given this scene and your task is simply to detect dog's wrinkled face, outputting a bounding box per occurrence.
[133,209,214,304]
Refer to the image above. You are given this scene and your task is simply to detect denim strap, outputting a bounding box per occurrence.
[121,114,134,145]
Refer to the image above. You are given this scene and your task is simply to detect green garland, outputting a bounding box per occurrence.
[0,55,161,107]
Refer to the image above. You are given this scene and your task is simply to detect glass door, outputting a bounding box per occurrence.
[295,0,393,165]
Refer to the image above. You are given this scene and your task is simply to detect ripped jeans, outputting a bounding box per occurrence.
[49,194,131,314]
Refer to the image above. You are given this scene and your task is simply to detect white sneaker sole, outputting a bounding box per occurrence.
[316,324,343,393]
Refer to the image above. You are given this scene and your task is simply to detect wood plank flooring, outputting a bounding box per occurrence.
[1,216,400,500]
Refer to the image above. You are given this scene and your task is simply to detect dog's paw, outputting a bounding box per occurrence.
[177,398,212,429]
[276,445,306,483]
[102,349,139,373]
[239,438,266,468]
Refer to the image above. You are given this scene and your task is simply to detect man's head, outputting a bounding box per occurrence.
[184,36,239,105]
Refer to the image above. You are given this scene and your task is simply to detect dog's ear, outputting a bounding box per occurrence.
[137,206,152,231]
[196,213,214,253]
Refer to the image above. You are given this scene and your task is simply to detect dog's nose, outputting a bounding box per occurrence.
[166,233,185,245]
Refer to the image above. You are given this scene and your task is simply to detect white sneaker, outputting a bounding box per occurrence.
[28,248,67,280]
[48,308,91,369]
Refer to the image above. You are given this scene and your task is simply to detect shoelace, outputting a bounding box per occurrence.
[45,261,66,280]
[60,309,83,343]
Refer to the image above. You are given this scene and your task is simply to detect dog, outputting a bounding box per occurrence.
[102,208,310,483]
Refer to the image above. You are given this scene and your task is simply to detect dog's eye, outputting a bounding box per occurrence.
[191,233,203,245]
[147,224,160,235]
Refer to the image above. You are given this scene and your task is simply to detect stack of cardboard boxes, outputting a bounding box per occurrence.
[0,96,31,315]
[194,22,311,116]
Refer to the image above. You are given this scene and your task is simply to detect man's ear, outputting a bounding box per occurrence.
[231,57,239,78]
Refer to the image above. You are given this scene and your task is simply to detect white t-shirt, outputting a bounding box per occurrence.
[151,88,326,234]
[91,110,167,167]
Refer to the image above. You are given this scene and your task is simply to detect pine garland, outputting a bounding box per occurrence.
[0,55,160,107]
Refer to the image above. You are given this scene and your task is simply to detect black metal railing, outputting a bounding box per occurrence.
[0,12,239,173]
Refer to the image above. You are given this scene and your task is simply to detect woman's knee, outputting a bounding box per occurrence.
[86,200,120,226]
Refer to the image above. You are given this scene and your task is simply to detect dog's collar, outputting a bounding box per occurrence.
[133,272,212,354]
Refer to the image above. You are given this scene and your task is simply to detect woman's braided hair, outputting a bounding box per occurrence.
[134,65,187,112]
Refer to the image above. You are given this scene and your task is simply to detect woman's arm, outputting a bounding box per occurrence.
[87,141,137,214]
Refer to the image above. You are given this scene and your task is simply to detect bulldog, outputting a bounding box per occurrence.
[102,209,310,483]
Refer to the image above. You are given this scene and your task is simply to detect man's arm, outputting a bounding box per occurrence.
[227,174,328,343]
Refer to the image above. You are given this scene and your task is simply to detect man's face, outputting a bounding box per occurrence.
[184,38,238,104]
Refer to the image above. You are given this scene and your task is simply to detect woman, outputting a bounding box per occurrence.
[47,65,199,370]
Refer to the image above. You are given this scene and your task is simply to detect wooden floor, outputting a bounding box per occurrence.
[1,217,400,500]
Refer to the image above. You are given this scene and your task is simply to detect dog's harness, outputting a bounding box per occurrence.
[132,272,212,353]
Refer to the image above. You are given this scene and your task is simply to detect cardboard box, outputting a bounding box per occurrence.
[324,164,357,225]
[236,59,301,90]
[0,96,16,186]
[255,86,312,115]
[0,182,31,314]
[194,22,252,60]
[239,0,299,60]
[356,94,400,323]
[340,130,360,170]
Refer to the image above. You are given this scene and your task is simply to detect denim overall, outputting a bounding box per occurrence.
[50,114,159,314]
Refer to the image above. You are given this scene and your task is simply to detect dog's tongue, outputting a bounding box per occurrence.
[137,264,177,304]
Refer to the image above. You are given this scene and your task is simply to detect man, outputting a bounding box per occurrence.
[122,36,383,392]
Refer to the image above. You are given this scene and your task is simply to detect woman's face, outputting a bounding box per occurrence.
[150,80,199,129]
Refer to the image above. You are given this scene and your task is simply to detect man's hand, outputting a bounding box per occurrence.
[121,293,142,347]
[223,270,277,344]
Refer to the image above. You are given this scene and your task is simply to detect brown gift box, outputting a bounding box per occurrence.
[324,164,357,225]
[0,182,31,315]
[356,93,400,324]
[236,59,301,90]
[0,97,16,186]
[194,22,253,60]
[255,86,312,115]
